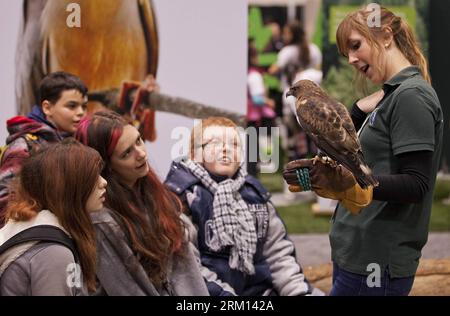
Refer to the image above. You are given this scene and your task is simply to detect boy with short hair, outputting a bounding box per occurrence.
[0,71,88,226]
[165,117,322,296]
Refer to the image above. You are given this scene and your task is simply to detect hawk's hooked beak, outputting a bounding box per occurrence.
[286,88,295,98]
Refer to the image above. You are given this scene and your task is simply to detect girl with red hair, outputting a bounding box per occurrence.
[76,111,208,296]
[0,139,106,295]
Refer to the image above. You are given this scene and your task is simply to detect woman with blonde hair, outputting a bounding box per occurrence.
[284,5,443,296]
[330,5,442,296]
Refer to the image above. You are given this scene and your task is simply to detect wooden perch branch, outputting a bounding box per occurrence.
[88,89,247,127]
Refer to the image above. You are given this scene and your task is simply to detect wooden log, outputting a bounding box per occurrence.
[88,89,247,127]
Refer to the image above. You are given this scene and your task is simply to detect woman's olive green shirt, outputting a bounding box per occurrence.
[330,66,444,278]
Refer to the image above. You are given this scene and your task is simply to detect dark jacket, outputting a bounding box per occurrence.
[0,106,65,227]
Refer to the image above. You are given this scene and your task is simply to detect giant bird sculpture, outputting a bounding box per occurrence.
[16,0,158,140]
[286,80,378,189]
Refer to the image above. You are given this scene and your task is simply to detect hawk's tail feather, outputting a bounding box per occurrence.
[355,169,379,190]
[339,153,378,190]
[353,153,379,189]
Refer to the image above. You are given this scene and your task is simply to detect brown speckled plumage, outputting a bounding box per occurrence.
[287,80,378,189]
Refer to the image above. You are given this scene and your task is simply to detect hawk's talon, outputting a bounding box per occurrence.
[312,155,321,166]
[320,156,338,168]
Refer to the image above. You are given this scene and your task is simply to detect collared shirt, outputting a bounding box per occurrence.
[330,66,444,278]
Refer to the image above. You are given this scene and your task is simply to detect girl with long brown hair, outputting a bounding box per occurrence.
[0,139,106,295]
[76,111,208,296]
[284,5,443,296]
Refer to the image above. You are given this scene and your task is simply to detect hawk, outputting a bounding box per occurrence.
[286,80,378,189]
[16,0,158,140]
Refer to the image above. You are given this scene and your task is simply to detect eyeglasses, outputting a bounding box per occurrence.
[201,138,240,150]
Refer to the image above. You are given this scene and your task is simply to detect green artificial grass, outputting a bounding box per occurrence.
[428,202,450,232]
[262,172,450,234]
[277,200,450,234]
[259,171,284,193]
[277,202,332,234]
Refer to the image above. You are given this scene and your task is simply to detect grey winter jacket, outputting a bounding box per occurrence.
[0,210,86,296]
[90,208,209,296]
[0,243,84,296]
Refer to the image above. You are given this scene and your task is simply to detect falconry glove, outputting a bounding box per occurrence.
[283,156,373,215]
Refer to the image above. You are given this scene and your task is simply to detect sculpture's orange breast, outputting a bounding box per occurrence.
[43,0,149,91]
